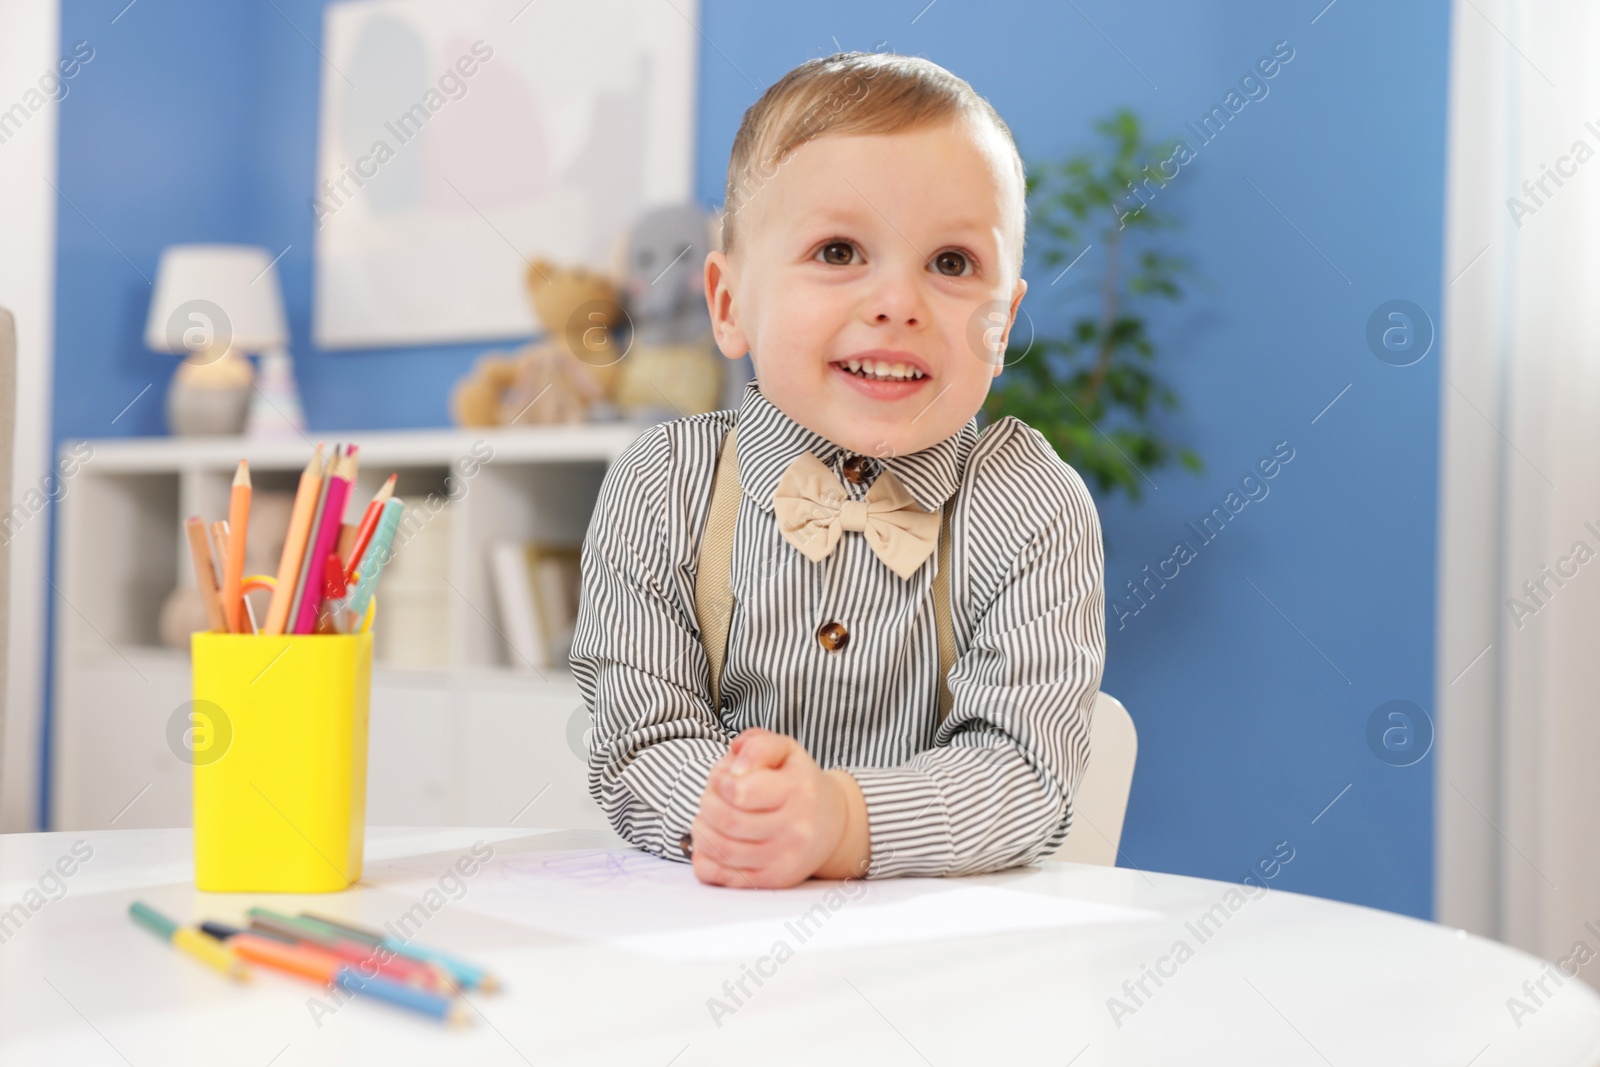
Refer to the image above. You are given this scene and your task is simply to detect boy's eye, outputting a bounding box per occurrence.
[932,250,971,277]
[817,240,857,266]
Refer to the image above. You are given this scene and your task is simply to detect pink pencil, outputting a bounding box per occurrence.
[291,449,355,634]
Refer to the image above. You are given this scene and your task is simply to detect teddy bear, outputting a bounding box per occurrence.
[449,257,618,428]
[449,204,753,428]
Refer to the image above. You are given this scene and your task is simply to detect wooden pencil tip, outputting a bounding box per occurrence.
[447,1000,472,1027]
[234,460,250,487]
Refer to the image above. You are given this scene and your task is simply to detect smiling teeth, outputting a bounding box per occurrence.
[841,359,925,381]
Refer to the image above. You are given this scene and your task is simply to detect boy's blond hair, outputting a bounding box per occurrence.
[721,51,1027,267]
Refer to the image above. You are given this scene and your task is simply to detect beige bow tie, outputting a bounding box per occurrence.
[772,452,940,580]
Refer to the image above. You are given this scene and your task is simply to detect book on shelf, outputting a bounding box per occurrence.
[488,540,582,670]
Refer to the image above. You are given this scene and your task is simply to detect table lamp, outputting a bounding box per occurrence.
[145,245,304,436]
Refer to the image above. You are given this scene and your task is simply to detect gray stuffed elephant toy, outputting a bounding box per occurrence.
[613,203,753,419]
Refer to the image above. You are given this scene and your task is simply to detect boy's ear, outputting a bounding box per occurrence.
[994,276,1028,376]
[704,250,750,361]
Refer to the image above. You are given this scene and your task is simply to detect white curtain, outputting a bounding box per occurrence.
[1438,0,1600,964]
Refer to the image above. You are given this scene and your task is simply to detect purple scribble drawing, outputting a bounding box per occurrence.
[494,848,665,887]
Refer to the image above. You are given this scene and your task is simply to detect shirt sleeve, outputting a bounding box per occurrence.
[845,447,1107,878]
[569,426,734,862]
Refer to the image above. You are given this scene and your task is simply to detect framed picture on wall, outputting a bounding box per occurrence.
[312,0,698,348]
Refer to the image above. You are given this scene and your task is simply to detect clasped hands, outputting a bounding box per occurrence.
[689,728,871,888]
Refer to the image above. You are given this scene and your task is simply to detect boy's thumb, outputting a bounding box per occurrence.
[728,729,790,775]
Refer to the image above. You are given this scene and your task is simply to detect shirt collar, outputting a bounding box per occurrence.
[731,377,979,513]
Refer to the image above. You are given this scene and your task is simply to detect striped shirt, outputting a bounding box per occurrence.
[570,377,1106,877]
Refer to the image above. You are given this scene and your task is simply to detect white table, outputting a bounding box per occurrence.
[1,827,1596,1066]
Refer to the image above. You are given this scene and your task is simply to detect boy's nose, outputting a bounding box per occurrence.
[871,287,925,326]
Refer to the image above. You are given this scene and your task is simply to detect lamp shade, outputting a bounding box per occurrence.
[144,244,289,355]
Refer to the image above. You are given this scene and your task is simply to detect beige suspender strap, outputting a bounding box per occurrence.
[932,499,956,722]
[696,425,741,714]
[694,423,957,721]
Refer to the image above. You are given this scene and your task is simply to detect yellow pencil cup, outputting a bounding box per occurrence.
[190,631,372,892]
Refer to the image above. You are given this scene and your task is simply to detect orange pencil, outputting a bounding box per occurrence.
[345,473,396,579]
[184,517,227,633]
[223,461,251,634]
[264,446,325,635]
[209,521,233,632]
[209,521,258,633]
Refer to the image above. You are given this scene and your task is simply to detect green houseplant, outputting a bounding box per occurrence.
[982,108,1202,503]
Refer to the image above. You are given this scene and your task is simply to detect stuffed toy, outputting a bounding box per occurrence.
[612,204,730,420]
[449,258,615,427]
[449,204,754,428]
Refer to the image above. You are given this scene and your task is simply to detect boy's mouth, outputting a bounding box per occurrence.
[828,353,931,382]
[828,355,933,400]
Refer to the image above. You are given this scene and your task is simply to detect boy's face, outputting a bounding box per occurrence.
[704,115,1028,460]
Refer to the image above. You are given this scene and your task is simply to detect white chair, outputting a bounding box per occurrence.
[1052,691,1138,866]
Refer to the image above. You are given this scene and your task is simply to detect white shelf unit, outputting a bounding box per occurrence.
[50,423,650,836]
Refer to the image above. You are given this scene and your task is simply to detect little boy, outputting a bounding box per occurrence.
[570,51,1106,889]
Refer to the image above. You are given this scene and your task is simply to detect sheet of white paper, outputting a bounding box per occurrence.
[389,848,1159,961]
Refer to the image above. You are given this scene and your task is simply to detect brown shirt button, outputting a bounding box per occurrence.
[817,620,849,652]
[678,832,694,859]
[841,454,873,484]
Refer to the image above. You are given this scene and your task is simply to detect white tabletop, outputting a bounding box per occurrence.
[0,827,1596,1066]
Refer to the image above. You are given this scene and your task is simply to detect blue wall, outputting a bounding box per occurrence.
[51,0,1450,918]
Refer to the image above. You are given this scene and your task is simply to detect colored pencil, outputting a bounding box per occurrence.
[128,901,250,982]
[336,498,404,633]
[263,444,325,635]
[288,445,339,634]
[230,930,344,982]
[335,966,468,1025]
[208,521,233,632]
[211,521,258,633]
[245,909,449,991]
[184,517,227,633]
[299,911,499,993]
[219,928,466,1024]
[335,522,358,563]
[201,919,295,944]
[292,449,354,634]
[346,473,397,580]
[222,461,251,634]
